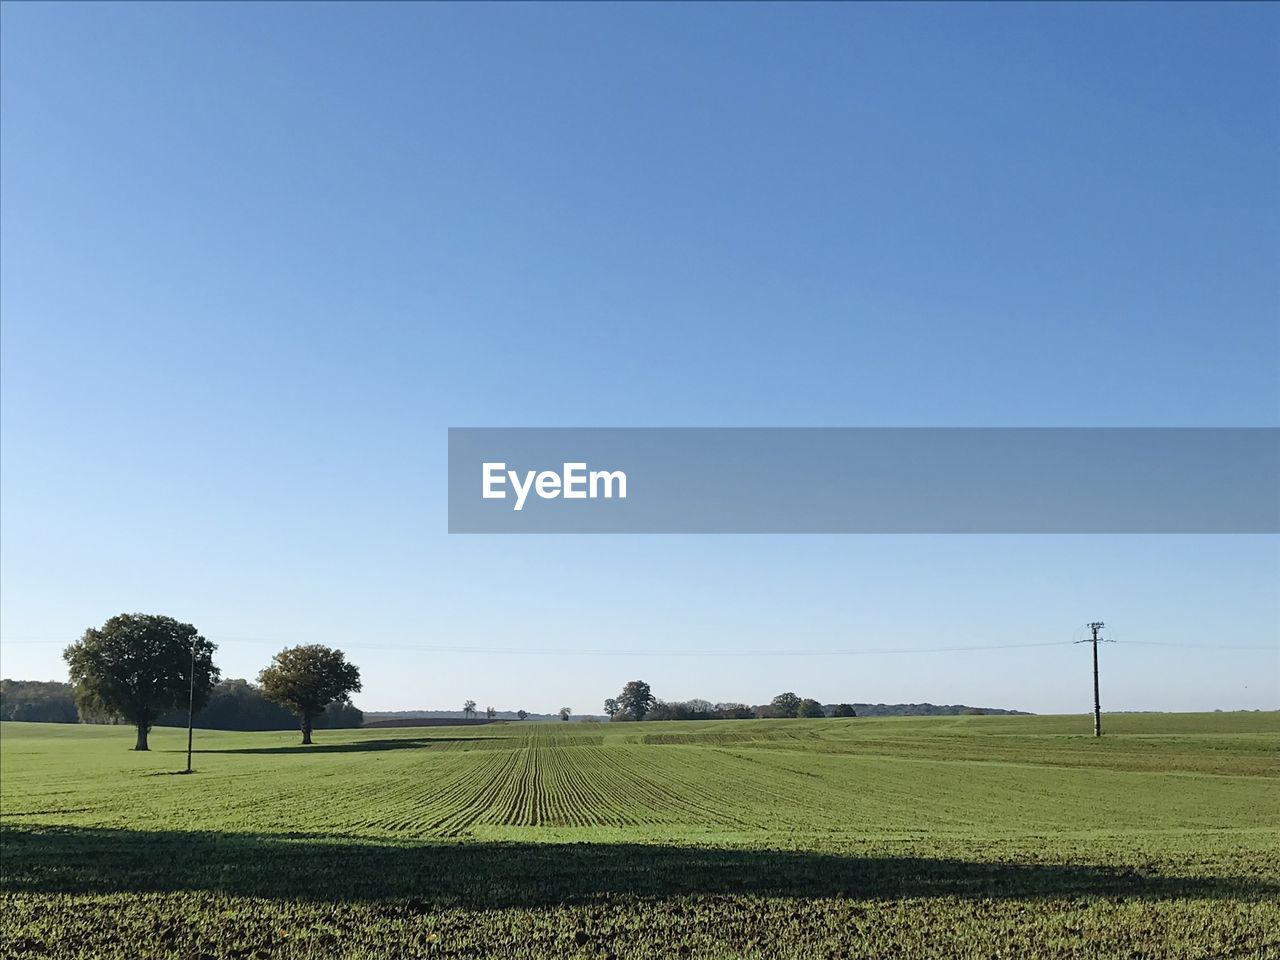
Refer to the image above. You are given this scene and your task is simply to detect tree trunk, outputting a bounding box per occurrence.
[134,723,150,751]
[300,713,313,745]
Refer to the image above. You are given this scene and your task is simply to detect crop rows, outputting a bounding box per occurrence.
[2,714,1277,958]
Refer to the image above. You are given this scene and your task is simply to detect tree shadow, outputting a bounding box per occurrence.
[1,825,1274,907]
[181,736,510,755]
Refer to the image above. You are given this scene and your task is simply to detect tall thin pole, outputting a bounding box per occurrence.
[186,640,196,773]
[1082,621,1106,738]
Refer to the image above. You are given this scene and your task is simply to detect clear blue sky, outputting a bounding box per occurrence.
[2,2,1276,714]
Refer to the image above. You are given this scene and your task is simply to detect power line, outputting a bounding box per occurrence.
[0,637,1074,656]
[0,635,1271,655]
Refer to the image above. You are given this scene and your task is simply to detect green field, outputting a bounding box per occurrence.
[2,713,1277,959]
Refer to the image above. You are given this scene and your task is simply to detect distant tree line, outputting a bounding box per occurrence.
[647,700,756,721]
[602,682,854,722]
[601,681,1026,721]
[365,708,536,722]
[158,678,363,731]
[0,680,80,723]
[848,703,1029,717]
[8,617,1029,750]
[2,677,362,732]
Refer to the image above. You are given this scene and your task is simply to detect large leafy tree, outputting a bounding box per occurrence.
[616,680,656,722]
[770,692,802,718]
[258,645,361,744]
[63,614,219,751]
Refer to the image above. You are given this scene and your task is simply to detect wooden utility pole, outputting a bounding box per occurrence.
[1077,622,1107,737]
[185,640,196,773]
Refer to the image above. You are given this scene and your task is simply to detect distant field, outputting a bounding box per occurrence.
[2,713,1277,958]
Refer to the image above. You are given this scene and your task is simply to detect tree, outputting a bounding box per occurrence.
[798,698,826,718]
[63,614,219,751]
[603,697,620,719]
[558,707,572,721]
[516,709,528,721]
[617,680,656,722]
[771,692,801,718]
[463,699,477,719]
[831,703,857,718]
[258,645,361,745]
[485,705,496,719]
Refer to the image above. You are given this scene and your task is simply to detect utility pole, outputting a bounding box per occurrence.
[1076,622,1109,737]
[185,640,196,773]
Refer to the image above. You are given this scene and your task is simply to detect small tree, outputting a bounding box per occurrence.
[485,705,496,719]
[558,707,572,721]
[603,697,620,719]
[617,680,656,722]
[259,645,361,745]
[831,703,857,718]
[771,692,801,718]
[798,698,826,718]
[516,709,528,721]
[63,614,219,751]
[463,699,477,719]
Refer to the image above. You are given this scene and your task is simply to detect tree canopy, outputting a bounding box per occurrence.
[798,698,827,718]
[258,645,361,744]
[62,613,219,750]
[770,692,801,718]
[616,680,656,722]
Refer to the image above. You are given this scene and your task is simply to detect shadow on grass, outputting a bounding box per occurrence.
[1,825,1275,906]
[179,736,509,755]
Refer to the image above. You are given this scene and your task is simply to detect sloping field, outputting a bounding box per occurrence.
[2,713,1277,958]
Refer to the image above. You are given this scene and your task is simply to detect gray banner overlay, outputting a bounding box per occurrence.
[448,428,1280,534]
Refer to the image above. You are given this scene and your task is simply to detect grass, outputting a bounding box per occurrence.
[1,712,1277,958]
